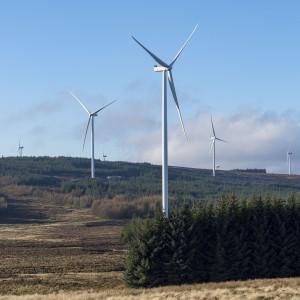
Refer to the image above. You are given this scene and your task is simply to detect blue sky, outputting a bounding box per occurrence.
[0,1,299,174]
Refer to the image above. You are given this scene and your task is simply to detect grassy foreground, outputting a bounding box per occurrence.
[0,277,300,299]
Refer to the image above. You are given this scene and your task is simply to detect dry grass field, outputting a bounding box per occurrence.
[1,278,300,299]
[1,183,300,299]
[0,184,126,295]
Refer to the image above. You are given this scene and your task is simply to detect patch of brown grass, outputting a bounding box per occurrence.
[0,196,7,208]
[0,272,124,296]
[1,277,300,299]
[91,195,161,219]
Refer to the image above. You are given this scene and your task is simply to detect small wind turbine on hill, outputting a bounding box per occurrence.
[103,151,107,161]
[18,139,24,157]
[209,116,228,176]
[70,92,116,178]
[132,25,198,218]
[287,145,292,175]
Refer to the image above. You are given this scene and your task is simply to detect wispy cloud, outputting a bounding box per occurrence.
[111,109,300,174]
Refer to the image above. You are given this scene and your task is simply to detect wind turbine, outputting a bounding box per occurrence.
[18,139,24,157]
[70,92,116,178]
[287,146,292,175]
[132,25,198,218]
[209,116,228,176]
[103,150,107,161]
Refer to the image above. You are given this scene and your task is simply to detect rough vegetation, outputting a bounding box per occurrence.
[1,278,300,299]
[1,156,300,297]
[0,181,126,295]
[2,156,300,220]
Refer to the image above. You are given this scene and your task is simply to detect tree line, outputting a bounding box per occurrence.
[1,156,300,215]
[122,192,300,287]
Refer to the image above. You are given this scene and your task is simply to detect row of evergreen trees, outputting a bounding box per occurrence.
[122,192,300,287]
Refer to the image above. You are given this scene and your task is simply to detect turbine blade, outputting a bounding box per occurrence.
[216,137,229,143]
[131,36,169,68]
[168,70,187,140]
[92,99,116,115]
[209,140,214,157]
[83,116,91,151]
[70,92,90,115]
[210,116,216,137]
[170,24,198,67]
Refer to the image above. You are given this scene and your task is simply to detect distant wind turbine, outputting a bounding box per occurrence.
[103,150,107,161]
[287,145,292,175]
[18,139,24,157]
[70,92,116,178]
[132,25,198,218]
[209,116,228,176]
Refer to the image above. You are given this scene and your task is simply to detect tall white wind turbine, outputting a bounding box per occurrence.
[70,92,116,178]
[209,116,228,176]
[287,146,292,175]
[132,25,198,218]
[18,139,24,157]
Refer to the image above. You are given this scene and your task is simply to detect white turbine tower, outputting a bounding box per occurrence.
[132,25,198,218]
[287,146,292,175]
[70,92,116,178]
[18,139,24,157]
[209,116,228,176]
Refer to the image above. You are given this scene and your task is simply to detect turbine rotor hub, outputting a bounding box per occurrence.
[154,66,170,72]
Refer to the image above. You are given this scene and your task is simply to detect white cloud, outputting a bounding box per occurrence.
[112,109,300,175]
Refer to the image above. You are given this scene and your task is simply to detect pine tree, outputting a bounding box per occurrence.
[211,194,230,282]
[193,201,217,283]
[248,195,275,279]
[166,203,198,285]
[124,210,170,287]
[237,198,252,280]
[223,193,251,281]
[268,196,294,278]
[286,191,300,276]
[123,218,153,287]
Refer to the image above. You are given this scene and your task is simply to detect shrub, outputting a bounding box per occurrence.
[0,196,7,209]
[119,217,144,244]
[91,195,161,219]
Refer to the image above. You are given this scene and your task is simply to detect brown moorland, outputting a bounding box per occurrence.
[1,181,300,299]
[0,183,126,295]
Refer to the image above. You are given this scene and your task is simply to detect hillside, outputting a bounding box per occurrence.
[0,156,299,203]
[1,156,300,297]
[1,176,300,298]
[0,157,300,201]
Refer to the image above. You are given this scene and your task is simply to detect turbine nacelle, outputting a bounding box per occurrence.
[154,66,169,72]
